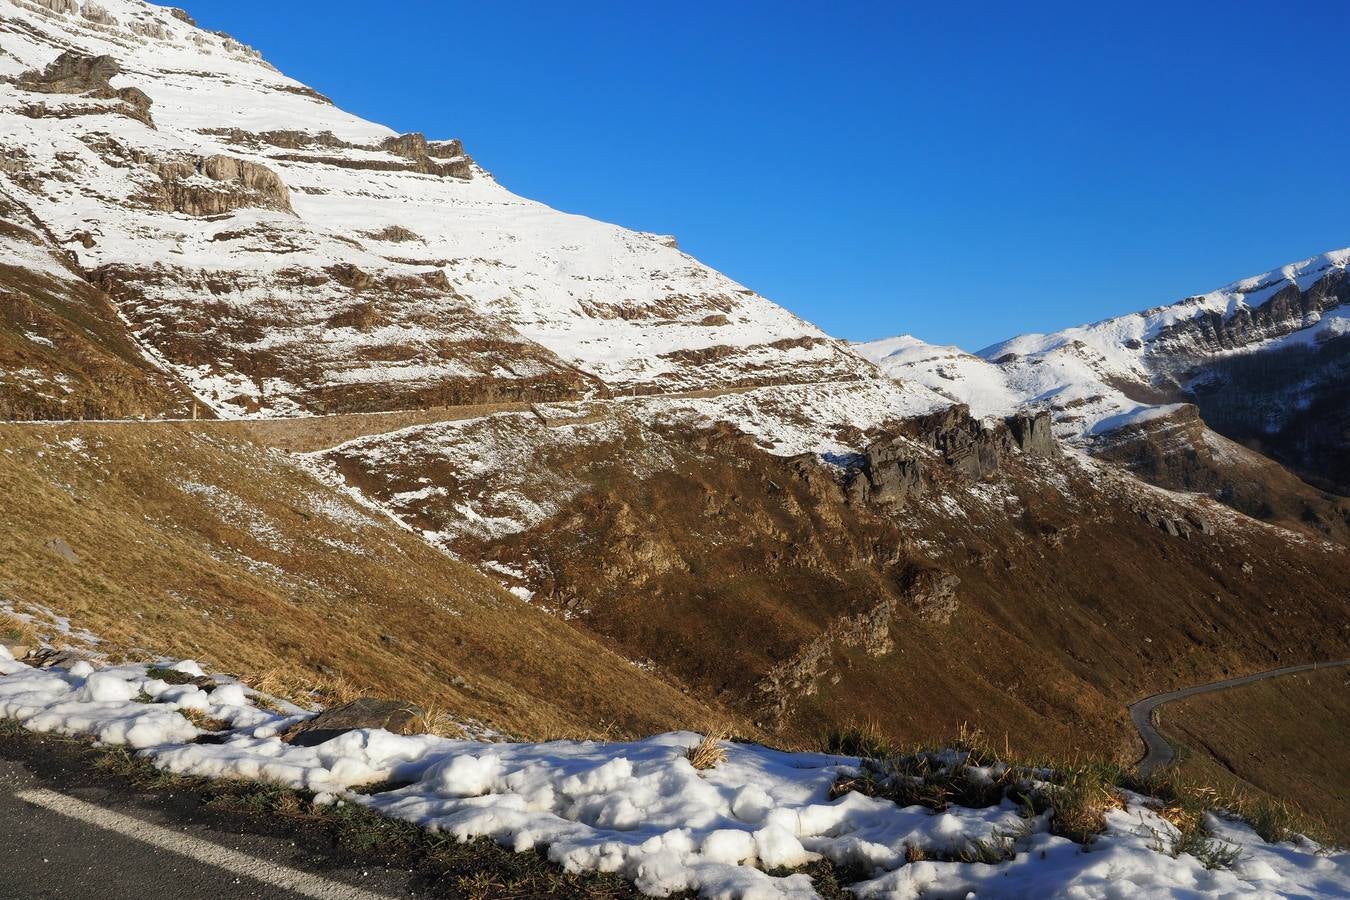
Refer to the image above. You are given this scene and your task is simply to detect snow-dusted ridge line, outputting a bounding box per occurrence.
[976,248,1350,361]
[860,247,1350,441]
[3,645,1347,899]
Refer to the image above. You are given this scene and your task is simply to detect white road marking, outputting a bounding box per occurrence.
[15,788,395,900]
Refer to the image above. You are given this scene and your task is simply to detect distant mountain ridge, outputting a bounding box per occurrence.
[859,249,1350,494]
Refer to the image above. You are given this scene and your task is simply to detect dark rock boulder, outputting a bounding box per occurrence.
[909,405,1007,478]
[849,405,1059,508]
[281,698,424,747]
[27,648,88,670]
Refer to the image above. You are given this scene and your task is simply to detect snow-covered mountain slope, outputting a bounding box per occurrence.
[0,0,875,418]
[861,249,1350,443]
[854,335,1025,418]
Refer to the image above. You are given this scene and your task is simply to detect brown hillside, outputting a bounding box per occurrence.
[0,423,725,739]
[1164,666,1350,844]
[326,405,1350,759]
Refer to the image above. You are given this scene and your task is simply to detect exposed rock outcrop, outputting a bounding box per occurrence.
[148,154,293,216]
[16,50,153,126]
[29,0,79,16]
[80,3,117,26]
[380,133,475,179]
[1187,331,1350,496]
[1008,410,1058,457]
[1154,270,1350,358]
[281,698,424,747]
[1096,404,1350,544]
[851,407,1058,507]
[753,567,960,728]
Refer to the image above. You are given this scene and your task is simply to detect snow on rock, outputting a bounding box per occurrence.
[3,653,1348,898]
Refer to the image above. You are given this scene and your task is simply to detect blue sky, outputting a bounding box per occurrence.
[187,1,1350,350]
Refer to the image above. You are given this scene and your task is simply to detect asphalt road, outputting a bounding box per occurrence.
[0,737,416,899]
[1129,658,1350,778]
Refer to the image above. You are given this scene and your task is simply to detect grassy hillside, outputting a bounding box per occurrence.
[1162,666,1350,844]
[0,423,725,739]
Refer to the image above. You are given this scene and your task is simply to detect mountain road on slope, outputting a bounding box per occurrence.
[0,380,857,454]
[1129,659,1350,778]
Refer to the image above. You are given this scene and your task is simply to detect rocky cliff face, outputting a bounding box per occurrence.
[850,407,1058,508]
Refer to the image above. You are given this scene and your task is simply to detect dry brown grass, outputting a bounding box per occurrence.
[818,718,892,759]
[0,613,38,649]
[1044,768,1127,842]
[1162,667,1350,845]
[0,424,727,743]
[684,728,730,770]
[179,708,231,732]
[407,703,468,739]
[310,674,363,707]
[244,667,316,709]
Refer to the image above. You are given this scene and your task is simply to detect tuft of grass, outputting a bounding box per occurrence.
[819,719,892,760]
[0,613,38,648]
[1232,795,1301,845]
[950,723,1000,767]
[1039,766,1125,843]
[958,831,1019,865]
[92,746,201,791]
[684,728,729,770]
[1171,827,1242,869]
[408,703,467,739]
[310,673,363,707]
[244,667,304,704]
[179,707,231,732]
[1132,769,1337,849]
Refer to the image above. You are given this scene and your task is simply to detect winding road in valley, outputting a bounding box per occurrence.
[1130,659,1350,777]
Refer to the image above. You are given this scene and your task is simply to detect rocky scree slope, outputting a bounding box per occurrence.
[0,0,878,419]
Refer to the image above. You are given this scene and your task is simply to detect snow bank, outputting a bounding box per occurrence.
[0,658,286,749]
[2,655,1348,898]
